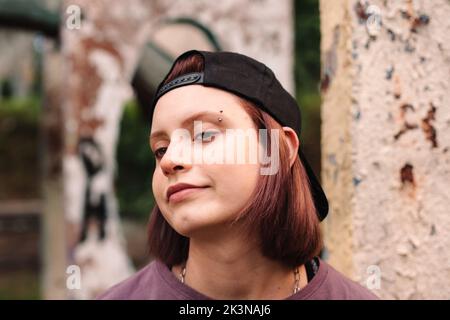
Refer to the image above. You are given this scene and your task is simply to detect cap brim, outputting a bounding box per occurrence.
[298,148,329,221]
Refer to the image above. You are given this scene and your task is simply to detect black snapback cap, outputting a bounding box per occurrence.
[149,49,329,221]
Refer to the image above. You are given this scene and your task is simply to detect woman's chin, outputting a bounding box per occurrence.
[172,218,222,238]
[173,224,204,238]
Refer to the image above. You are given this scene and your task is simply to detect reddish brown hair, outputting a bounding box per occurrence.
[147,53,322,268]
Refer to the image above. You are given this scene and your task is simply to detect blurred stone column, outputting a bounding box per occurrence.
[41,39,67,300]
[320,0,450,299]
[60,0,151,299]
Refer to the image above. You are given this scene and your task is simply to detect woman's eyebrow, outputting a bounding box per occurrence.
[149,110,229,143]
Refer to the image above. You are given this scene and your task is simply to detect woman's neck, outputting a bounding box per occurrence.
[171,225,307,299]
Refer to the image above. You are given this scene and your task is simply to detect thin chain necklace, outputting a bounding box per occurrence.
[179,263,301,295]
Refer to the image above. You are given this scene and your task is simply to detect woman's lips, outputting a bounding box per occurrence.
[168,186,209,203]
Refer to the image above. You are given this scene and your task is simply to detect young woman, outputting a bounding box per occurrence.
[97,50,379,300]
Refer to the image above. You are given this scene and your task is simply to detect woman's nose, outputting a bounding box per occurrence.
[159,132,193,175]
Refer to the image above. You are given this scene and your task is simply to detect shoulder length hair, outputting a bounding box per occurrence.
[147,52,323,269]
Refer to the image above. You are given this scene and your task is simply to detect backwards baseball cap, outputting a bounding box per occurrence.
[149,49,329,221]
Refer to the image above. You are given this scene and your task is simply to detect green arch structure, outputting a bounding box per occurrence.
[0,0,222,117]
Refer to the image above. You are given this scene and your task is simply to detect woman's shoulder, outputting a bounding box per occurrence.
[95,260,159,300]
[309,258,380,300]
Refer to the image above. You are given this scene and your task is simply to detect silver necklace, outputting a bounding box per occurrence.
[179,264,301,295]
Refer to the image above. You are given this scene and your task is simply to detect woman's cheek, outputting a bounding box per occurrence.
[152,171,165,202]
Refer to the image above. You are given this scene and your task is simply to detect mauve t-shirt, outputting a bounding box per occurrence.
[96,258,379,300]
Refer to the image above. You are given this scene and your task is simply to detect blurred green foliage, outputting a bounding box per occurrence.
[295,0,321,95]
[0,270,40,300]
[116,100,155,222]
[0,95,40,200]
[294,0,322,178]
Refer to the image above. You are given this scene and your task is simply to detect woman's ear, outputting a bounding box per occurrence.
[282,127,300,168]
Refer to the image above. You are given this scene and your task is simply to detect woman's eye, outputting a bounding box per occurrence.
[194,131,217,142]
[153,132,217,160]
[154,147,167,159]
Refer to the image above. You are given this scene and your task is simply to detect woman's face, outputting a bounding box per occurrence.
[150,85,261,238]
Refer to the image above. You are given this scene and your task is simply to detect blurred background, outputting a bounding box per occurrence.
[1,0,449,300]
[0,0,322,299]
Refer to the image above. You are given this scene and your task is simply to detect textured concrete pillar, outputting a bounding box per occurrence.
[61,0,151,299]
[320,0,450,299]
[41,41,67,300]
